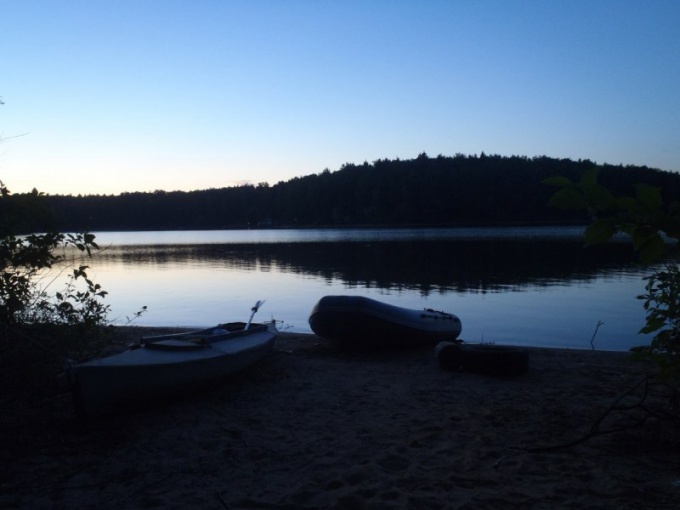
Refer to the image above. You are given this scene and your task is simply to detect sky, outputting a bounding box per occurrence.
[1,0,679,196]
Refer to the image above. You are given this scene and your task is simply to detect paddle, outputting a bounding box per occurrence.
[245,300,265,330]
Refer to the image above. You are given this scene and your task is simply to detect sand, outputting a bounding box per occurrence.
[2,332,680,509]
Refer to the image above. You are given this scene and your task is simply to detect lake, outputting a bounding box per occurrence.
[81,226,658,351]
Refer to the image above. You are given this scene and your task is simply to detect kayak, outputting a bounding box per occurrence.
[69,320,277,418]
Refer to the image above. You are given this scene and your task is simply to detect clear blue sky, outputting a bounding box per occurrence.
[2,0,679,196]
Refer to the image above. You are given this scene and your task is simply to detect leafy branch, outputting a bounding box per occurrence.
[544,168,680,264]
[545,169,680,377]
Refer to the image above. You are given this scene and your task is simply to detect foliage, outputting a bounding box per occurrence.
[544,169,680,379]
[638,265,680,379]
[0,180,109,328]
[544,168,680,263]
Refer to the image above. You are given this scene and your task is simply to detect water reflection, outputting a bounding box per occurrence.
[86,228,655,351]
[94,225,590,246]
[97,238,641,295]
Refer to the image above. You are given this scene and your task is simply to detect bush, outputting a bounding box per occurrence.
[0,180,108,327]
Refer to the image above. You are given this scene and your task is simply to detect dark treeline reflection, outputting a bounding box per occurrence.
[98,238,644,296]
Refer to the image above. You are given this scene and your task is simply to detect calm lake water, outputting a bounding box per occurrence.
[81,226,658,351]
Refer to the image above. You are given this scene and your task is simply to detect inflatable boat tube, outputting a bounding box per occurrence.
[309,295,462,347]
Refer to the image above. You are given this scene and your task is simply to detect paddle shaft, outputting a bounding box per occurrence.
[245,300,265,330]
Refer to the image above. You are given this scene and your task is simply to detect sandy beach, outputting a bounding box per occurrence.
[2,332,680,509]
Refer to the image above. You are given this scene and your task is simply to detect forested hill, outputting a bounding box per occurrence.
[24,154,680,231]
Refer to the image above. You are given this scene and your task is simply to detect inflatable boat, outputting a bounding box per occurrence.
[308,295,462,346]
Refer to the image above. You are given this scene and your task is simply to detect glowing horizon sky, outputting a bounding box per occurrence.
[2,0,679,196]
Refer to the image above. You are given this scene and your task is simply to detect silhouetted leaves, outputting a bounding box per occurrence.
[546,169,680,379]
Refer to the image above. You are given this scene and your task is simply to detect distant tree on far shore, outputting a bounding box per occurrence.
[34,154,680,232]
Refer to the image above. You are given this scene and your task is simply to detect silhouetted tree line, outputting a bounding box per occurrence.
[10,153,680,232]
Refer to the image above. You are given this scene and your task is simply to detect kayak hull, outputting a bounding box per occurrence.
[71,322,277,417]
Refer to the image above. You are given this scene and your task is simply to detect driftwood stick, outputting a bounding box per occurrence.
[590,320,604,350]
